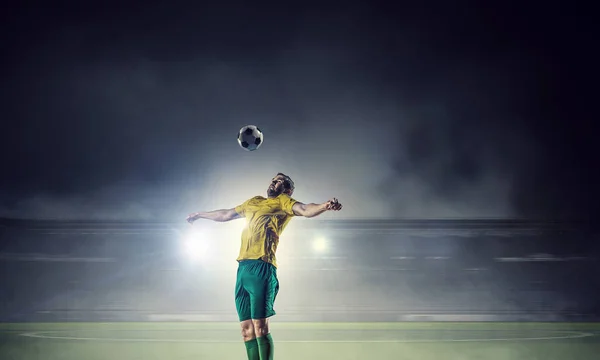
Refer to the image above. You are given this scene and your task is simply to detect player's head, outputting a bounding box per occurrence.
[267,173,295,198]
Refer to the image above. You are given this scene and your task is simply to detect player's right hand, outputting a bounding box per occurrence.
[186,213,199,224]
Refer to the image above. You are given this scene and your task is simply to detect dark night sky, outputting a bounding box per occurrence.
[0,1,597,221]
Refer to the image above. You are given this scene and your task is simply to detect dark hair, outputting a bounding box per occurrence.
[276,173,295,193]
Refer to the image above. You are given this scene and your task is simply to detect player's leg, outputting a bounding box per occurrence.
[252,317,270,338]
[252,318,274,360]
[240,319,256,340]
[235,265,259,360]
[240,319,259,360]
[245,260,279,360]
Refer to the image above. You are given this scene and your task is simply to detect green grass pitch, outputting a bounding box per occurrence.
[1,322,599,360]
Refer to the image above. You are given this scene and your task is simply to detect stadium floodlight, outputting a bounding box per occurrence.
[182,229,210,261]
[312,236,328,253]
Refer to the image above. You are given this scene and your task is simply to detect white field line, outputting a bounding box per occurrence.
[18,329,596,343]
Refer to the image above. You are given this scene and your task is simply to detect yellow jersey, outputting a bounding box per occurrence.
[234,193,297,267]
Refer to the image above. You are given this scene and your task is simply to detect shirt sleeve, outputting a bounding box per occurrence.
[279,194,298,216]
[234,198,252,217]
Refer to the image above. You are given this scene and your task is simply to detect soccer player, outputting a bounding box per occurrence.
[186,173,342,360]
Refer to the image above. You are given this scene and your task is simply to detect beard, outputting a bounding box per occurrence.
[267,186,283,197]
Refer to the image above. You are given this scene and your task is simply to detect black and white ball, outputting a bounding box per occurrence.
[237,125,264,151]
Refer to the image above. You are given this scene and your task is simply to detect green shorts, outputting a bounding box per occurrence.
[235,259,279,322]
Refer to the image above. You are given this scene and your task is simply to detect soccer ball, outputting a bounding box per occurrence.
[237,125,264,151]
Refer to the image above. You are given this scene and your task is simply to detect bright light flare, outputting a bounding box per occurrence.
[183,238,208,260]
[182,229,210,261]
[312,236,328,253]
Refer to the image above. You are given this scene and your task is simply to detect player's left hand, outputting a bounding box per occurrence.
[326,198,342,211]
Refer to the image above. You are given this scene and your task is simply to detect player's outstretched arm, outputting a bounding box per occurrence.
[186,208,241,224]
[292,198,342,218]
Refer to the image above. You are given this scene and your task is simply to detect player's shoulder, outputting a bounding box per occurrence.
[240,195,264,206]
[278,193,297,202]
